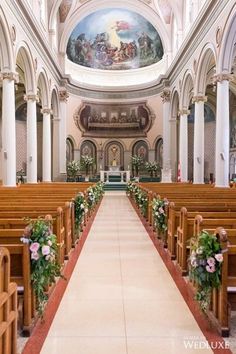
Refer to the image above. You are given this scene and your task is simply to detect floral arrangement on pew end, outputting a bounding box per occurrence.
[152,197,169,234]
[74,192,88,232]
[136,188,148,218]
[87,182,105,210]
[126,181,137,197]
[189,230,224,312]
[21,217,63,317]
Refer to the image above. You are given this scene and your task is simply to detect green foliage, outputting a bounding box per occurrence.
[145,161,161,177]
[74,192,88,230]
[67,160,80,178]
[80,155,94,175]
[189,230,223,311]
[131,155,143,176]
[21,218,62,316]
[152,197,169,232]
[87,182,105,209]
[126,181,148,217]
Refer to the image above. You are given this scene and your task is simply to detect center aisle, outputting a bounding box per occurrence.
[41,191,212,354]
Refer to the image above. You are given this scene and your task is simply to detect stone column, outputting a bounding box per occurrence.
[214,74,231,187]
[59,90,68,176]
[160,89,172,182]
[52,116,60,180]
[41,108,52,182]
[24,94,38,183]
[1,72,18,186]
[192,96,207,184]
[179,109,189,182]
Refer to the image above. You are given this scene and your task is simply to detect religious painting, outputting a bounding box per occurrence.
[132,140,149,162]
[66,8,164,70]
[74,102,154,138]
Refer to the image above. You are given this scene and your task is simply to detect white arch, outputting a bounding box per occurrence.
[59,0,171,54]
[15,42,36,94]
[103,138,127,151]
[170,89,180,118]
[218,3,236,73]
[79,137,99,151]
[0,5,14,71]
[180,70,194,109]
[194,42,217,96]
[50,87,59,117]
[152,134,163,150]
[37,70,50,108]
[129,137,151,151]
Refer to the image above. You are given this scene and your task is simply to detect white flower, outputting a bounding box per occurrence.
[215,253,223,263]
[80,203,84,209]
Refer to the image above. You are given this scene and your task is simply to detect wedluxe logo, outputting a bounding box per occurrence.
[183,337,230,350]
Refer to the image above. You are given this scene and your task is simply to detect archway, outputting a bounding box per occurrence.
[104,141,124,170]
[80,139,97,174]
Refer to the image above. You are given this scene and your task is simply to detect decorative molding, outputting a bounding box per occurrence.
[212,73,234,83]
[192,96,207,103]
[0,72,19,82]
[178,109,190,116]
[41,108,52,115]
[59,90,69,102]
[216,27,222,48]
[24,94,39,102]
[160,89,171,103]
[11,25,16,43]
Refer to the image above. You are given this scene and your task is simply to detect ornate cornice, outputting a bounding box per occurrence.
[160,89,171,103]
[24,94,39,102]
[192,95,207,103]
[59,90,69,102]
[0,72,19,82]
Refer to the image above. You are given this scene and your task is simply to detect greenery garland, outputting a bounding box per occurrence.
[21,217,62,316]
[189,230,223,311]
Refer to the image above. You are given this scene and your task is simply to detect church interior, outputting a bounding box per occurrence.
[0,0,236,353]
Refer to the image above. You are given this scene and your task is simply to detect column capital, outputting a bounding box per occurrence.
[0,72,19,82]
[59,90,69,102]
[179,109,190,116]
[24,94,39,102]
[41,108,52,115]
[192,95,207,103]
[160,89,171,103]
[212,73,234,83]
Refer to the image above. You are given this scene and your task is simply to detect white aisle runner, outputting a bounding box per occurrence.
[41,192,213,354]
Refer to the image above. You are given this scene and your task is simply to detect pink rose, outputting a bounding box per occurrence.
[206,265,215,273]
[215,253,223,263]
[207,257,215,266]
[30,242,40,253]
[31,252,39,261]
[42,245,50,256]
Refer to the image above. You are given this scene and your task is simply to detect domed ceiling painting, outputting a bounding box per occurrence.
[66,8,164,70]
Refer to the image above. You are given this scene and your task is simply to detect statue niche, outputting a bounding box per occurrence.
[74,102,154,138]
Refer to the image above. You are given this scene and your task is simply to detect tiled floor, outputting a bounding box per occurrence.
[40,192,213,354]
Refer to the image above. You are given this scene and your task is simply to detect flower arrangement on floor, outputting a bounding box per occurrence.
[21,217,62,316]
[74,192,88,231]
[189,230,223,311]
[67,160,80,181]
[131,155,143,177]
[152,197,169,233]
[145,161,161,178]
[80,155,94,178]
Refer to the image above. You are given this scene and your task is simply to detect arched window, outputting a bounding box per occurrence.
[66,138,74,163]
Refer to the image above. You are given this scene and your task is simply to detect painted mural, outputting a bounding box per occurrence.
[66,8,164,70]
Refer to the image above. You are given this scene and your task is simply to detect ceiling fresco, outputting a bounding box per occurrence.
[66,8,164,70]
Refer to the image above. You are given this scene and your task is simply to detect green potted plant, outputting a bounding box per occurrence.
[67,160,80,182]
[80,155,94,181]
[131,155,143,180]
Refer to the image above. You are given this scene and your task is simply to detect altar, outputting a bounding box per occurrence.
[100,170,130,183]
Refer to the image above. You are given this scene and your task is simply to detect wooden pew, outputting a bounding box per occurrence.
[177,214,236,275]
[0,247,17,353]
[2,244,34,336]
